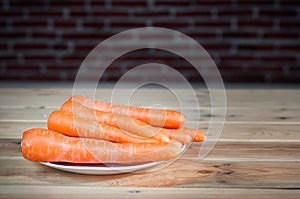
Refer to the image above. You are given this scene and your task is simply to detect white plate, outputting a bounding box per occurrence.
[41,161,163,175]
[41,144,187,175]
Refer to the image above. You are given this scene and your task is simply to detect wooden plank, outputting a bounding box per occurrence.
[0,86,299,195]
[188,107,300,122]
[0,88,299,109]
[0,156,299,188]
[0,122,47,139]
[1,121,299,143]
[1,139,299,162]
[189,142,300,161]
[0,106,299,122]
[207,123,300,142]
[0,186,299,199]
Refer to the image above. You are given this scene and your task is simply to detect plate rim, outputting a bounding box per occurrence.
[40,161,162,171]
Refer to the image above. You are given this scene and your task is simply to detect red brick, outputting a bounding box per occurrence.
[0,32,26,38]
[238,44,274,51]
[75,44,98,51]
[52,44,68,50]
[135,10,170,17]
[90,1,105,6]
[10,1,45,7]
[14,43,48,50]
[175,10,211,17]
[83,20,105,28]
[0,74,23,81]
[259,55,296,63]
[271,75,300,83]
[92,10,129,17]
[280,21,300,29]
[62,32,102,40]
[218,9,252,17]
[0,10,23,17]
[264,32,298,39]
[247,65,282,72]
[13,20,47,28]
[49,1,85,7]
[220,55,255,62]
[260,9,297,17]
[46,63,78,70]
[280,0,300,6]
[54,20,77,28]
[152,21,189,29]
[111,0,147,7]
[278,44,300,51]
[1,55,18,60]
[7,64,40,71]
[237,0,273,6]
[27,74,63,81]
[226,73,266,83]
[0,20,5,27]
[154,0,191,6]
[196,0,231,6]
[222,31,258,38]
[110,21,146,28]
[238,20,273,28]
[0,0,298,84]
[29,10,63,17]
[24,55,56,61]
[70,10,88,17]
[218,63,244,72]
[195,21,230,28]
[185,32,217,39]
[202,43,231,51]
[0,43,7,50]
[290,66,300,72]
[61,55,86,61]
[32,31,56,39]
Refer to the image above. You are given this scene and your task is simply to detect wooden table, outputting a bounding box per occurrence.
[0,83,299,198]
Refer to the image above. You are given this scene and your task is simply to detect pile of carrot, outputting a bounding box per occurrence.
[22,96,205,165]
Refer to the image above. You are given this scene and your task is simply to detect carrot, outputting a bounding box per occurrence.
[70,95,186,129]
[48,111,159,144]
[60,100,170,143]
[61,100,192,144]
[161,129,192,144]
[181,127,205,142]
[22,128,182,164]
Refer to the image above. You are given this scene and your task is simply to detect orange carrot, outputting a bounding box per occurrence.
[61,100,192,144]
[60,100,170,143]
[22,128,182,164]
[161,129,192,144]
[181,127,205,142]
[70,95,186,129]
[48,111,159,144]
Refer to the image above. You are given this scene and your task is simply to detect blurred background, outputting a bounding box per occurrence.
[0,0,299,83]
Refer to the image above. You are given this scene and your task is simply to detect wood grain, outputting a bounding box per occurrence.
[0,156,299,188]
[0,186,299,199]
[0,88,299,108]
[1,106,299,122]
[0,86,299,198]
[1,139,300,162]
[1,122,299,143]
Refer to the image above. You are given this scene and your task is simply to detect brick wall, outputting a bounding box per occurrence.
[0,0,299,83]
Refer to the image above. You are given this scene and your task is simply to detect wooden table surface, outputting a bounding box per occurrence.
[0,84,299,198]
